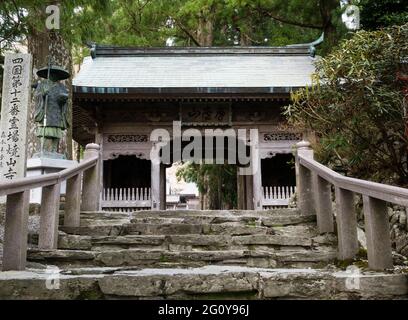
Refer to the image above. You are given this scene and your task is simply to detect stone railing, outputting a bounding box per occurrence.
[0,143,101,271]
[295,141,408,271]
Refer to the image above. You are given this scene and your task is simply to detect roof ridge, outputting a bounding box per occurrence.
[89,45,311,59]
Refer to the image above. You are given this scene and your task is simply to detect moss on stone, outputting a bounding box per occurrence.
[335,259,355,270]
[246,221,256,227]
[160,254,169,262]
[356,248,368,260]
[334,249,369,270]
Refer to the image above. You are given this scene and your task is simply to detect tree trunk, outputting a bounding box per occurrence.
[240,32,252,46]
[27,19,73,159]
[197,6,215,46]
[320,0,340,48]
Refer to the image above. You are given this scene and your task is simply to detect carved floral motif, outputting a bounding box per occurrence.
[263,132,302,142]
[106,134,148,143]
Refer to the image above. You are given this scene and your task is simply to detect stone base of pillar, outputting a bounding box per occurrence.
[26,157,78,204]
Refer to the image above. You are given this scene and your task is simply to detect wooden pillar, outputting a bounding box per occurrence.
[237,172,246,209]
[245,175,254,210]
[151,160,160,210]
[252,151,262,210]
[314,174,334,233]
[159,164,166,210]
[363,195,393,270]
[64,173,82,227]
[335,187,359,260]
[295,141,315,215]
[2,191,29,271]
[39,183,61,249]
[81,143,101,211]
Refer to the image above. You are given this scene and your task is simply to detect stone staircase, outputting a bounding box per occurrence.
[27,209,338,269]
[1,209,407,299]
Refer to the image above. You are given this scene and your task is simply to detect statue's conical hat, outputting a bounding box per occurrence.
[36,65,70,80]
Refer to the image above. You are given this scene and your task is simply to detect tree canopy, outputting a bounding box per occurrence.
[285,23,408,185]
[359,0,408,30]
[176,162,237,209]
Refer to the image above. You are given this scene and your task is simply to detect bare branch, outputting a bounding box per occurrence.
[174,20,201,47]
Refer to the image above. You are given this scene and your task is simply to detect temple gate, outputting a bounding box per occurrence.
[72,46,316,210]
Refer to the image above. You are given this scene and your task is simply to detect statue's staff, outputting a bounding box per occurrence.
[40,56,52,157]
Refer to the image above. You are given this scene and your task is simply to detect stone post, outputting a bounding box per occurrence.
[81,143,101,211]
[295,141,315,215]
[64,173,82,227]
[335,187,359,260]
[314,174,334,233]
[2,191,29,271]
[363,195,393,270]
[38,183,61,249]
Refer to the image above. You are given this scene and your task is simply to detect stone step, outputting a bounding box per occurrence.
[29,231,336,254]
[27,247,337,269]
[33,233,319,250]
[128,215,316,226]
[60,225,125,237]
[82,208,301,219]
[123,223,273,236]
[59,223,276,236]
[76,215,316,230]
[1,265,407,299]
[62,215,317,235]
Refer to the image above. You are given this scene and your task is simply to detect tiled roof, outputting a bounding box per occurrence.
[73,46,317,94]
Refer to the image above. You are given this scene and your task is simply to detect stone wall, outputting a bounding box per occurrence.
[0,204,41,245]
[389,206,408,257]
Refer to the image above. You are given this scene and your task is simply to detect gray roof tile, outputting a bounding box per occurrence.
[73,52,316,90]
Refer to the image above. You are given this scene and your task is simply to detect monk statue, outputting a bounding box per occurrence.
[33,65,70,158]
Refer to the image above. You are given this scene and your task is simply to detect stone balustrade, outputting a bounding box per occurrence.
[295,140,408,271]
[0,143,101,271]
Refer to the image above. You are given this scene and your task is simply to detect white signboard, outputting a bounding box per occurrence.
[0,53,32,180]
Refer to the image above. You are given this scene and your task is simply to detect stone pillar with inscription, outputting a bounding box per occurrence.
[0,54,32,182]
[0,53,32,270]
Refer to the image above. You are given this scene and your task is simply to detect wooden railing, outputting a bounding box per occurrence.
[295,140,407,271]
[0,143,101,271]
[101,187,151,211]
[262,186,296,207]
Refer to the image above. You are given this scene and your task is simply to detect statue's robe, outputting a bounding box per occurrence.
[34,81,69,139]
